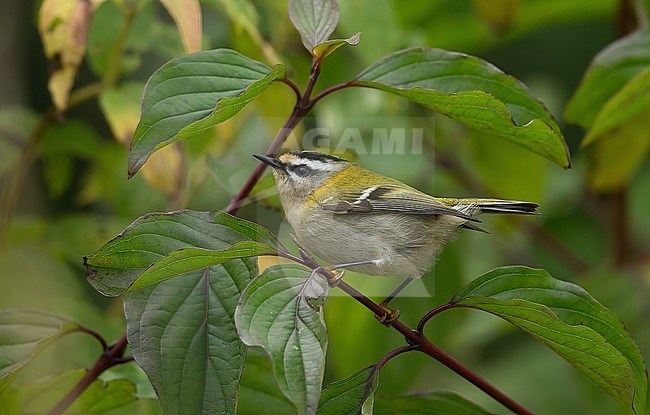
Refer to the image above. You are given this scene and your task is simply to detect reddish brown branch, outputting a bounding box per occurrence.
[283,248,535,415]
[47,335,131,415]
[334,279,535,415]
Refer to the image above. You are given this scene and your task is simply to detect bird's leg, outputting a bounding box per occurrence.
[329,259,382,270]
[329,259,409,326]
[379,276,414,308]
[322,259,380,287]
[290,234,315,264]
[373,277,414,326]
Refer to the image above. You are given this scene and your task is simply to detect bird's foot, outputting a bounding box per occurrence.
[325,268,345,287]
[375,302,400,327]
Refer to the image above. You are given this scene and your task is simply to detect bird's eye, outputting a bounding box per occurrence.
[293,165,311,177]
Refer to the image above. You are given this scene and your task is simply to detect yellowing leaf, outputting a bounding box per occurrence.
[99,82,182,198]
[99,82,145,144]
[140,144,184,199]
[159,0,203,53]
[215,0,281,64]
[38,0,94,111]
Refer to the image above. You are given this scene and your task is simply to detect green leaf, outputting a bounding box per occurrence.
[86,0,155,78]
[288,0,340,53]
[450,266,648,414]
[126,241,279,293]
[0,309,80,380]
[566,29,650,129]
[312,32,360,60]
[374,391,489,415]
[317,366,377,415]
[352,48,570,168]
[85,210,281,414]
[235,264,329,415]
[12,368,137,414]
[238,348,296,415]
[582,67,650,147]
[586,115,650,192]
[129,49,286,176]
[99,81,145,143]
[125,256,256,415]
[85,209,282,296]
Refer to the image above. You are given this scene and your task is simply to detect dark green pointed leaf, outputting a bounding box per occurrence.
[566,29,650,129]
[85,210,278,414]
[450,266,648,414]
[127,241,278,292]
[235,264,329,415]
[317,366,377,415]
[312,32,360,60]
[125,256,257,415]
[374,391,489,415]
[352,48,570,168]
[289,0,339,53]
[85,210,282,296]
[0,309,80,380]
[129,49,286,175]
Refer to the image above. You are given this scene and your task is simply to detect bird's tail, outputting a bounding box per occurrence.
[456,198,539,215]
[441,198,539,233]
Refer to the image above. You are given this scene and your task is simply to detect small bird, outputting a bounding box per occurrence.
[254,151,538,321]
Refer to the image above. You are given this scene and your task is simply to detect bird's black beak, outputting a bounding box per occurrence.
[253,154,284,170]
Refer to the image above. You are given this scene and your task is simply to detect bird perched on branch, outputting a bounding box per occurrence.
[255,151,538,323]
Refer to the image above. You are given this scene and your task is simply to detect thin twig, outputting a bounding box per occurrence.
[72,326,109,351]
[301,58,322,107]
[225,105,303,213]
[417,302,455,333]
[275,77,302,103]
[226,55,328,214]
[611,0,637,268]
[333,278,534,415]
[308,81,354,109]
[361,345,418,404]
[284,246,535,415]
[47,334,131,415]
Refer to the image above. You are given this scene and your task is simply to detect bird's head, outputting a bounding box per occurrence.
[254,151,349,198]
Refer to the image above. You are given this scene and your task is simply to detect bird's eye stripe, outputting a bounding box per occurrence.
[289,164,312,177]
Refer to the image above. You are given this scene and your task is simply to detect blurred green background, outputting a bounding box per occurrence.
[1,0,648,414]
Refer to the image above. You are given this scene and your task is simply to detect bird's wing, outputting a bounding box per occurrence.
[320,184,479,222]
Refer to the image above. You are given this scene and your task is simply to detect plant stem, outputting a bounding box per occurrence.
[610,0,636,268]
[47,334,131,415]
[308,81,354,109]
[226,56,327,214]
[225,104,303,213]
[102,2,137,89]
[0,81,102,249]
[333,279,534,415]
[281,247,535,415]
[417,302,455,333]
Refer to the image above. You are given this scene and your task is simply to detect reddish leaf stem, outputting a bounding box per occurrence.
[334,279,535,415]
[47,334,131,415]
[280,250,535,414]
